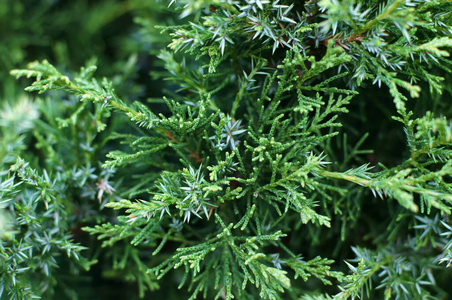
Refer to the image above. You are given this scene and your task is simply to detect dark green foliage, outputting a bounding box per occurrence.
[3,0,452,299]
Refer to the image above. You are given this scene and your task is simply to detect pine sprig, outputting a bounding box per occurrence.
[1,158,95,299]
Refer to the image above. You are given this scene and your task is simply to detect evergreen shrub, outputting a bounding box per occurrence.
[2,0,452,299]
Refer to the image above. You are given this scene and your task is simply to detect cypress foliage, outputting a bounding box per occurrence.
[3,0,452,299]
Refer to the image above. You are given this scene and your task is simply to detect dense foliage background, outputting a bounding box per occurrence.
[2,0,452,299]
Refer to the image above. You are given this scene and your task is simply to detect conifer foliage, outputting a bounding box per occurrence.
[3,0,452,299]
